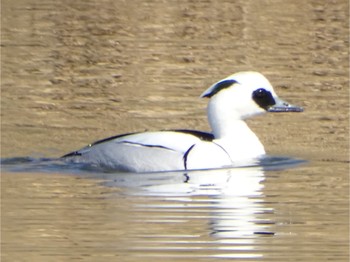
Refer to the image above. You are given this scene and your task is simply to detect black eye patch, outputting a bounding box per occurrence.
[252,88,276,110]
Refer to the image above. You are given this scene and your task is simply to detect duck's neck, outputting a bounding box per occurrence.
[207,104,265,158]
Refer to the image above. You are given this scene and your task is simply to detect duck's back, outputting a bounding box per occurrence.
[62,130,217,172]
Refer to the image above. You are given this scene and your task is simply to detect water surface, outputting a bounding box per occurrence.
[2,159,348,261]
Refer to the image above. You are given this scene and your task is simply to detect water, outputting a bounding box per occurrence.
[2,0,349,261]
[2,158,347,261]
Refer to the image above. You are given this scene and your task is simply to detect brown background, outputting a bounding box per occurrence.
[2,0,348,163]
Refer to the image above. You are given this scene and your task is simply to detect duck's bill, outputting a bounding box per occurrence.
[268,98,304,112]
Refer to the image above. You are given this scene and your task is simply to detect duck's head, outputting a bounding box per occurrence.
[201,71,303,121]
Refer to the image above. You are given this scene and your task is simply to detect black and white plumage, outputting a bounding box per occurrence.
[62,71,303,172]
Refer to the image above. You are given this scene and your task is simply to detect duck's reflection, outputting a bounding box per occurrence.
[204,168,273,239]
[102,166,273,259]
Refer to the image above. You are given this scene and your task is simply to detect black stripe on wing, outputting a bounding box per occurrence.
[121,141,176,151]
[90,132,139,146]
[61,151,82,157]
[61,129,214,158]
[183,144,196,170]
[68,130,213,149]
[172,129,214,141]
[61,132,138,158]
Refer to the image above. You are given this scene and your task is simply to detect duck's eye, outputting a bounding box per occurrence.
[252,88,276,110]
[253,88,268,97]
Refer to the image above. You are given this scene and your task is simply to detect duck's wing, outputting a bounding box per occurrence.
[62,130,214,172]
[63,130,214,157]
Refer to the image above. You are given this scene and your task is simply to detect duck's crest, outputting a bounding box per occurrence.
[200,79,238,98]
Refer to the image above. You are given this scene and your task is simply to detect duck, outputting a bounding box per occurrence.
[62,71,303,172]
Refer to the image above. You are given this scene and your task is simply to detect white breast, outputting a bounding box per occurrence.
[184,142,233,170]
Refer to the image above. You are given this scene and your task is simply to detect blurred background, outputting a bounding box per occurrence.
[2,0,348,162]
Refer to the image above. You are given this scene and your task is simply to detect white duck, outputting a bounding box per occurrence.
[62,71,303,172]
